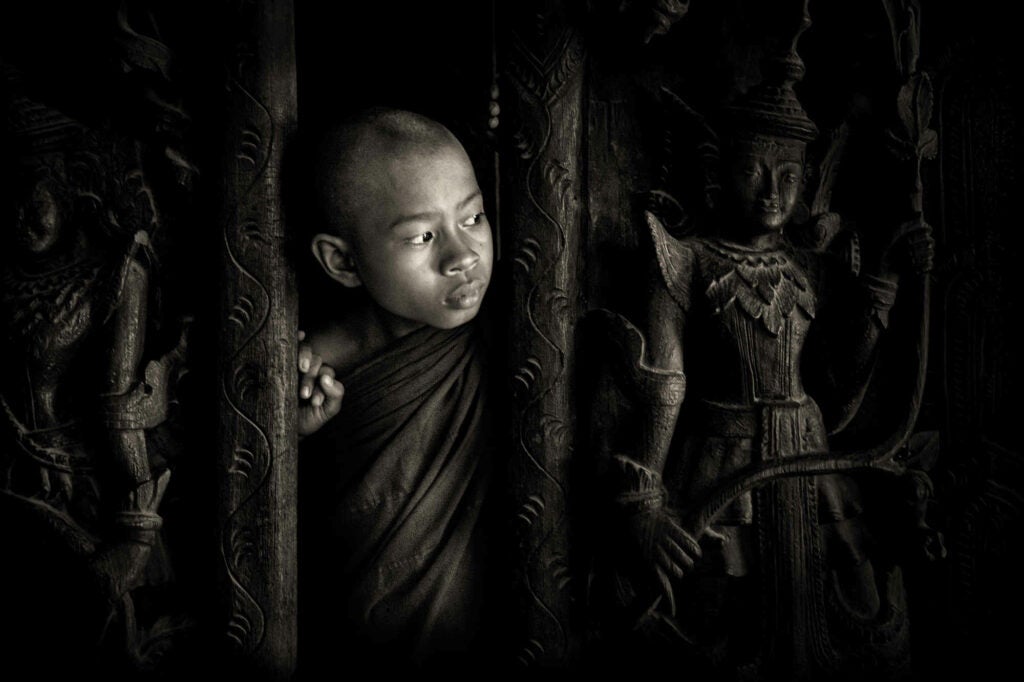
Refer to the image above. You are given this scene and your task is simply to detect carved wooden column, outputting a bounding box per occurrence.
[499,0,584,668]
[218,0,298,676]
[929,38,1024,680]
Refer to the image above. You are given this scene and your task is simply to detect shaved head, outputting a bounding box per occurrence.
[308,107,492,333]
[316,108,464,239]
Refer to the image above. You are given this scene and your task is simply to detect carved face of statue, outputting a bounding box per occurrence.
[727,136,806,233]
[327,141,493,336]
[15,180,64,255]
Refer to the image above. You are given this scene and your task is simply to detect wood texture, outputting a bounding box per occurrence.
[500,0,584,666]
[218,0,298,676]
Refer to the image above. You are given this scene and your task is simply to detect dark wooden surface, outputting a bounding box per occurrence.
[499,0,585,666]
[218,0,299,677]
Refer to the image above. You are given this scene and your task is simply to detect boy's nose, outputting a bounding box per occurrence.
[441,235,480,275]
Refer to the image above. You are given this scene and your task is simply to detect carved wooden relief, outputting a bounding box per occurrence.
[0,0,206,670]
[0,70,192,681]
[499,0,584,667]
[218,0,298,676]
[573,1,954,678]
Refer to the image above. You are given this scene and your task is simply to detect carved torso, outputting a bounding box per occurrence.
[0,257,113,432]
[679,236,820,408]
[0,250,129,500]
[1,258,115,428]
[654,231,832,522]
[645,213,908,676]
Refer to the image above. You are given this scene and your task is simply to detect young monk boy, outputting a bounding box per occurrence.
[295,108,497,669]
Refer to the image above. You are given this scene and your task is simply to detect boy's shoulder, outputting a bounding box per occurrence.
[306,323,361,376]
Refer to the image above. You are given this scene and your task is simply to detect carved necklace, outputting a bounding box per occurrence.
[702,237,817,335]
[0,256,109,351]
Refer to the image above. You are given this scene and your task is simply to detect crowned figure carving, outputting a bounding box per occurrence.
[593,2,941,679]
[0,92,188,673]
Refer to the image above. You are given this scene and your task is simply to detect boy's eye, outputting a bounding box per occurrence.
[461,212,486,228]
[783,173,799,184]
[407,231,434,245]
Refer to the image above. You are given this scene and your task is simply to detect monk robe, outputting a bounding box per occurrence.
[299,322,495,668]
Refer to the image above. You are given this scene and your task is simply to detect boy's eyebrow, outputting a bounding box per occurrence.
[456,189,482,210]
[388,190,484,230]
[389,211,442,229]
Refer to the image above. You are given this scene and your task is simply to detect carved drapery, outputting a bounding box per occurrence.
[218,0,298,676]
[500,0,585,667]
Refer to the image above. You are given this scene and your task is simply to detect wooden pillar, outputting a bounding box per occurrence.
[217,0,298,676]
[500,0,585,667]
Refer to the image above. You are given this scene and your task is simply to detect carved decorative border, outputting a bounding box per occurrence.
[218,0,298,675]
[501,5,584,667]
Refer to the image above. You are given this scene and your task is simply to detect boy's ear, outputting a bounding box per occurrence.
[311,233,362,288]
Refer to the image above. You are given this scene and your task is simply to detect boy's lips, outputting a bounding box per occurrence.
[444,279,485,309]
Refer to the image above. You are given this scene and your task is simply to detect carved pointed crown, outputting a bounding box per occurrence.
[3,66,157,241]
[723,1,818,144]
[3,68,86,159]
[6,97,87,157]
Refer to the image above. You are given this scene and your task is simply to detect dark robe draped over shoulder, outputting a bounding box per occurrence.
[299,322,494,667]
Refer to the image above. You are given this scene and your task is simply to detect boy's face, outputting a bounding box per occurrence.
[346,142,493,334]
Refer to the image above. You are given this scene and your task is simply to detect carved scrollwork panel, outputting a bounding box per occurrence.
[218,0,298,676]
[500,0,585,667]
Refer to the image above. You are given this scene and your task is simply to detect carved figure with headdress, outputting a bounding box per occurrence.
[597,3,938,678]
[0,96,187,670]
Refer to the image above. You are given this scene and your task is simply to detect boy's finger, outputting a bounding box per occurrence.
[322,378,344,418]
[306,354,323,377]
[320,372,345,401]
[299,355,324,399]
[298,329,306,342]
[311,390,324,408]
[298,344,313,373]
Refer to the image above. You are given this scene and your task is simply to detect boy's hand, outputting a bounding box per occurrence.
[297,331,344,438]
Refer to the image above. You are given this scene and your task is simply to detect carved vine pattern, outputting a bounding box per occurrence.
[220,0,275,654]
[505,22,584,666]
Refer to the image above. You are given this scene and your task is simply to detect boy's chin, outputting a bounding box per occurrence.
[431,306,483,330]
